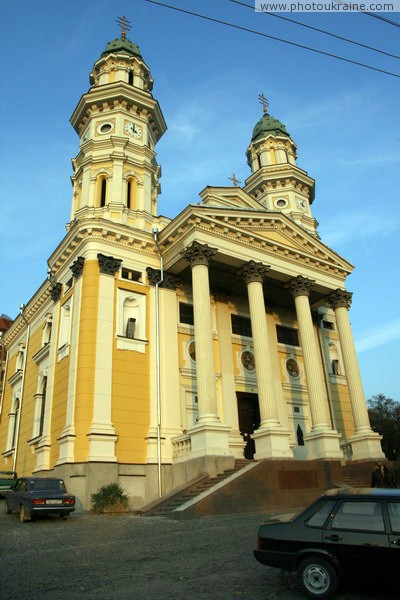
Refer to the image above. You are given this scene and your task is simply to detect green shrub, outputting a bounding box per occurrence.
[90,482,129,513]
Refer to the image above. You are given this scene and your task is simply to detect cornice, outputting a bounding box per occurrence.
[4,282,52,347]
[48,217,163,274]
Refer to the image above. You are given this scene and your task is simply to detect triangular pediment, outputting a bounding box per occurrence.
[198,186,266,211]
[163,202,353,280]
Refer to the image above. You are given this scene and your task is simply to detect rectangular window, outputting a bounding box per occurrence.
[276,325,299,346]
[231,315,252,337]
[179,303,194,326]
[322,320,334,330]
[388,503,400,533]
[121,268,141,282]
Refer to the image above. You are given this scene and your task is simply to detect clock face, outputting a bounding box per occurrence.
[296,199,307,211]
[125,121,143,138]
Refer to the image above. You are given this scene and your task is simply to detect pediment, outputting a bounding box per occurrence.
[198,186,266,211]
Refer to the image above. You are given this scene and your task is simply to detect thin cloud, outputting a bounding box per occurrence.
[356,318,400,353]
[320,212,399,248]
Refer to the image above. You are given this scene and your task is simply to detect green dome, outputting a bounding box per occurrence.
[102,36,142,59]
[251,113,290,142]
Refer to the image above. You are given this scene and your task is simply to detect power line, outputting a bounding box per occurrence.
[141,0,400,78]
[228,0,400,60]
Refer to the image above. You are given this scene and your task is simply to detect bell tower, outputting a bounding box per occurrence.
[244,95,318,236]
[68,18,167,233]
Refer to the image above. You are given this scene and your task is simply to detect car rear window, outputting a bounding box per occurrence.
[306,501,336,527]
[331,501,384,532]
[29,480,66,492]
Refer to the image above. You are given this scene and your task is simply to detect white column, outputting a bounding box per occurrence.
[287,276,342,459]
[182,242,231,458]
[329,289,384,461]
[87,254,120,461]
[57,257,85,464]
[238,261,292,459]
[214,295,244,458]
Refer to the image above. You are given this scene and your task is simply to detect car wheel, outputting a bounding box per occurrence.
[19,504,31,523]
[4,499,12,514]
[297,556,338,599]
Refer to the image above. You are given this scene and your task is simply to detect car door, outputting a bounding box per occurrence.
[322,500,390,574]
[386,501,400,570]
[8,478,24,510]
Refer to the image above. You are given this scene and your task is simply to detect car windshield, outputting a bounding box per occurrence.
[29,480,66,492]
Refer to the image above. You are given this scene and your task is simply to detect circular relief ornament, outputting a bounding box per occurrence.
[241,350,255,371]
[275,198,288,209]
[188,341,196,362]
[286,358,300,379]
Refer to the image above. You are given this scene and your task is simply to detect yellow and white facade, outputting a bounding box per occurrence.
[0,33,383,509]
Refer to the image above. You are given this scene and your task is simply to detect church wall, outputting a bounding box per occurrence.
[112,278,150,464]
[14,326,41,474]
[73,259,99,461]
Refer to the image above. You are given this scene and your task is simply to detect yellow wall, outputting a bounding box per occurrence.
[74,260,99,461]
[112,280,150,463]
[0,352,17,453]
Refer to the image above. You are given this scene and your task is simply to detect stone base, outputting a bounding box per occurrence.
[228,430,246,459]
[347,430,384,462]
[57,434,76,465]
[188,422,232,458]
[304,428,343,460]
[87,432,118,462]
[252,426,293,459]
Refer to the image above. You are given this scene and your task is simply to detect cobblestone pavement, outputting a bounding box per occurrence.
[0,500,396,600]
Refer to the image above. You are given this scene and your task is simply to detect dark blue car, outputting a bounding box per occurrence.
[4,477,75,522]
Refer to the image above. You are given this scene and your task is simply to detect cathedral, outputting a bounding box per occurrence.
[0,27,383,510]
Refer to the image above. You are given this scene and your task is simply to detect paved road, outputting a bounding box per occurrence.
[0,500,396,600]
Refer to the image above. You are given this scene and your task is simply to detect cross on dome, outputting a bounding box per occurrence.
[116,15,131,38]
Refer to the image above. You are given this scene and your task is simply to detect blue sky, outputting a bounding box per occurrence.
[1,0,399,401]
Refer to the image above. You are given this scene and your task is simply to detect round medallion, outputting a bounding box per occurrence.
[286,358,300,379]
[98,122,113,134]
[241,351,255,371]
[188,341,196,362]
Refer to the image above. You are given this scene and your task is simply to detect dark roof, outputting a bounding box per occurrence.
[323,487,400,499]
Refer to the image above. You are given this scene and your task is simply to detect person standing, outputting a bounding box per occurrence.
[371,462,396,488]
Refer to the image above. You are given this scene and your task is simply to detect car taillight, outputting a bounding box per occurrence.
[33,498,46,505]
[63,497,75,505]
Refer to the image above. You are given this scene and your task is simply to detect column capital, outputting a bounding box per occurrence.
[70,256,85,278]
[182,241,218,268]
[49,282,62,302]
[286,275,315,298]
[146,267,180,290]
[328,288,353,310]
[97,253,122,276]
[237,260,270,284]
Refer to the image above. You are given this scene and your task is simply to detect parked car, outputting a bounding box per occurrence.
[254,487,400,599]
[4,477,75,522]
[0,470,17,496]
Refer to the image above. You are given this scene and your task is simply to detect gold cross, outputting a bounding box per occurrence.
[258,93,269,114]
[116,15,131,37]
[228,173,241,187]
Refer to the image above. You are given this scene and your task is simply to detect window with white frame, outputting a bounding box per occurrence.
[42,314,53,346]
[58,299,72,349]
[7,395,20,450]
[32,375,47,439]
[116,290,147,351]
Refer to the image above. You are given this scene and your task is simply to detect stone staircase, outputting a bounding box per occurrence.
[141,459,253,517]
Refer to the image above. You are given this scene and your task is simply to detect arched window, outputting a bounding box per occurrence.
[96,175,108,208]
[11,397,20,449]
[39,377,47,437]
[126,177,138,210]
[100,177,107,207]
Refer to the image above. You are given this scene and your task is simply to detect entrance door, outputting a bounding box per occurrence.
[237,393,260,459]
